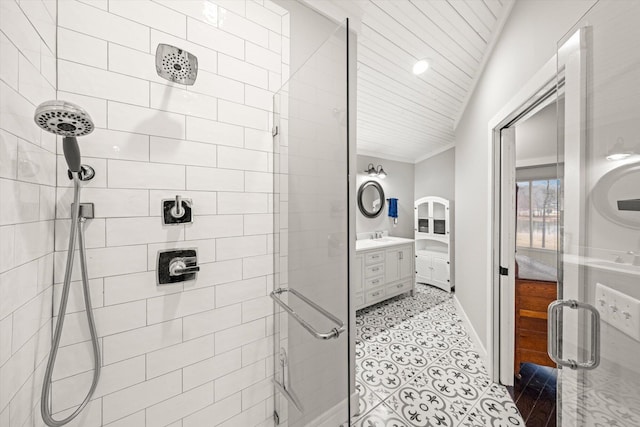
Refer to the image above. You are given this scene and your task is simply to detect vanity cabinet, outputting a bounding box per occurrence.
[384,247,413,283]
[354,242,415,310]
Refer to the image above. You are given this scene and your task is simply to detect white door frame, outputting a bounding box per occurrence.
[497,126,517,386]
[488,28,585,385]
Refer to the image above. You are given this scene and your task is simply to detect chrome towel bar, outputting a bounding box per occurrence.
[270,288,346,340]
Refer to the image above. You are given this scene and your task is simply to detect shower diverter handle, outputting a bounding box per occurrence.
[169,256,200,276]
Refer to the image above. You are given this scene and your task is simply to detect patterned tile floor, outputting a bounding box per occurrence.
[352,284,525,427]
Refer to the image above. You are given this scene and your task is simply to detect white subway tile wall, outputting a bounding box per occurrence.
[0,0,56,426]
[49,1,287,426]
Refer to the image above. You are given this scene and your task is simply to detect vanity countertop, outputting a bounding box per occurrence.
[356,236,414,252]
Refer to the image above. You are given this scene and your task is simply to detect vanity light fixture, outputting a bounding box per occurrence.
[606,137,634,161]
[413,59,430,75]
[364,163,387,178]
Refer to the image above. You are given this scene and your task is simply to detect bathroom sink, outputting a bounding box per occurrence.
[356,240,380,249]
[355,236,414,251]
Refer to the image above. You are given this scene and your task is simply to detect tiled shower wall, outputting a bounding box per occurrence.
[47,0,288,426]
[0,0,57,426]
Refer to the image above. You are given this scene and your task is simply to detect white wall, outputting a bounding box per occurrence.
[48,1,287,426]
[515,101,560,168]
[356,155,414,239]
[0,1,56,425]
[454,0,596,350]
[414,148,455,202]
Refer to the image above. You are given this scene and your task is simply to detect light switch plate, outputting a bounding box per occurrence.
[595,283,609,322]
[596,282,640,341]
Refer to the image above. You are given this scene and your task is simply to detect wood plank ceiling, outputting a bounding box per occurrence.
[302,0,514,163]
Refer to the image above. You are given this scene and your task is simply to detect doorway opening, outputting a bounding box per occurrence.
[505,99,563,424]
[492,74,563,424]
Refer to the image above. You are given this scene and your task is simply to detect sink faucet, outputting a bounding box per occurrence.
[373,231,383,239]
[628,251,640,266]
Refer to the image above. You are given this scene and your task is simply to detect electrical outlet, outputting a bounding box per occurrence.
[596,282,640,341]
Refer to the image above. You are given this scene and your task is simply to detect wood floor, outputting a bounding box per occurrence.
[507,363,557,426]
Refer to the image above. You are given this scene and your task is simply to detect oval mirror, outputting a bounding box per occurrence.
[358,180,385,218]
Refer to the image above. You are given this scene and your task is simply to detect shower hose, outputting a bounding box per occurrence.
[41,173,101,427]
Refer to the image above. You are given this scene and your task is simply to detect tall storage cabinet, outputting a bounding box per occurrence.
[414,197,453,292]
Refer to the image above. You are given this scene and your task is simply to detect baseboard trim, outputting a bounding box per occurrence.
[453,295,489,368]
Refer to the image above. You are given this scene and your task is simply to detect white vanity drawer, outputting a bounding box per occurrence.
[365,288,386,303]
[365,276,384,289]
[390,280,412,294]
[364,251,384,265]
[364,264,384,278]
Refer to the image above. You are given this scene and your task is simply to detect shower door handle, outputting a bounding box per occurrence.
[548,299,601,370]
[270,288,345,340]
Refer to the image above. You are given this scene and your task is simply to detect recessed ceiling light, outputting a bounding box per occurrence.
[413,59,429,75]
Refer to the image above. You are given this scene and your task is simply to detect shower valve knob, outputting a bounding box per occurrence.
[162,196,193,225]
[172,195,185,218]
[157,249,198,284]
[169,256,200,276]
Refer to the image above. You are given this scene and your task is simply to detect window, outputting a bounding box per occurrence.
[516,179,559,250]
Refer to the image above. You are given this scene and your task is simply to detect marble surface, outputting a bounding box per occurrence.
[352,284,524,426]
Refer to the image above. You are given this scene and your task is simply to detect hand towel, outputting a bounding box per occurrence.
[388,198,398,224]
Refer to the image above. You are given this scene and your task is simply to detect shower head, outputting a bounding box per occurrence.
[34,100,95,173]
[34,100,94,137]
[155,43,198,85]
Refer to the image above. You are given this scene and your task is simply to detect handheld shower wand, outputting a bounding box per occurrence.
[62,136,82,172]
[34,100,100,427]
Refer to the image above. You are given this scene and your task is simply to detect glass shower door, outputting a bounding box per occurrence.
[553,1,640,425]
[272,21,350,427]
